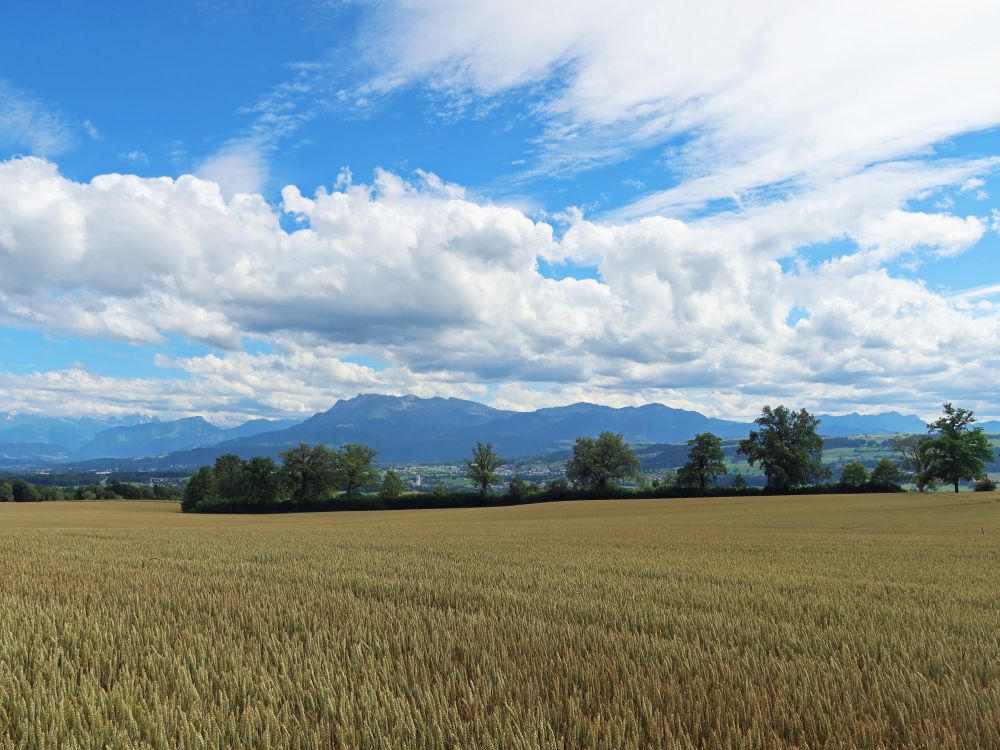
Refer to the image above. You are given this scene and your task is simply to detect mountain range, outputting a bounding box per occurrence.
[0,395,958,470]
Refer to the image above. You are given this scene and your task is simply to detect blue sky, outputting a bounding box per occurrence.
[2,0,1000,422]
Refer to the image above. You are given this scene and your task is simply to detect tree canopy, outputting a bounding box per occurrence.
[870,458,902,486]
[839,460,868,487]
[737,405,828,491]
[892,435,937,491]
[11,478,40,502]
[334,443,380,501]
[921,403,994,493]
[677,432,727,492]
[464,442,506,496]
[279,443,339,505]
[565,432,640,491]
[379,469,406,500]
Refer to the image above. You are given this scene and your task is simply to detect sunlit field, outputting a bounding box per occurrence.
[0,493,997,749]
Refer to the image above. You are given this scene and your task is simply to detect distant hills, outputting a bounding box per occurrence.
[811,411,927,436]
[0,394,956,471]
[0,413,296,468]
[153,394,754,467]
[73,416,298,460]
[0,412,152,452]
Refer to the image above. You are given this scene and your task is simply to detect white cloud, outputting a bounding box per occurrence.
[2,156,999,419]
[0,80,72,156]
[361,0,1000,215]
[195,142,268,198]
[855,209,985,260]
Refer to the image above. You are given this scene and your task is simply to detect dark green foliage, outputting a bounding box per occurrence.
[0,479,12,502]
[36,486,65,501]
[12,478,39,502]
[74,484,116,500]
[279,443,338,505]
[921,403,995,493]
[677,432,727,492]
[104,480,180,500]
[334,444,380,501]
[240,456,284,505]
[212,455,246,502]
[870,458,902,486]
[464,442,506,496]
[892,435,937,491]
[839,460,869,487]
[184,456,284,510]
[565,432,640,491]
[544,478,571,498]
[379,469,406,500]
[507,476,528,500]
[183,467,217,512]
[973,475,997,492]
[152,483,180,500]
[738,406,828,491]
[187,471,906,513]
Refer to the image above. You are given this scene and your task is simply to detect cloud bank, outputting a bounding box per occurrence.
[0,156,997,420]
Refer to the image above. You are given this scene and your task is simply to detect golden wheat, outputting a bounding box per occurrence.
[0,493,997,748]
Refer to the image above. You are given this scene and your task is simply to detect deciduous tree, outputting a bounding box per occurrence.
[921,403,994,493]
[677,432,727,492]
[892,435,936,491]
[737,405,828,491]
[12,478,39,502]
[334,444,380,501]
[240,456,284,505]
[870,458,902,486]
[465,442,505,496]
[565,432,640,491]
[279,443,338,505]
[380,469,406,500]
[182,466,216,511]
[839,460,868,487]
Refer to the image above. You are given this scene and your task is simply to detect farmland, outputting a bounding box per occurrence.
[0,494,998,748]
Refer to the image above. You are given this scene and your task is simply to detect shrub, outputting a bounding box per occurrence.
[508,477,528,500]
[973,475,996,492]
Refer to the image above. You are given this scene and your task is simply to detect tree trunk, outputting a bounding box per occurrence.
[699,474,706,493]
[954,480,960,493]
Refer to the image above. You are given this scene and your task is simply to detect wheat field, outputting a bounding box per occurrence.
[0,493,997,749]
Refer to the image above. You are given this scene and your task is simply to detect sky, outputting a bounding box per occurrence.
[2,0,1000,424]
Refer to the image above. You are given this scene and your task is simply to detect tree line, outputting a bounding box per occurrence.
[0,477,181,502]
[182,402,996,513]
[183,443,389,512]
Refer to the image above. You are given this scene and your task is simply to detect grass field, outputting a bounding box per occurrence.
[0,494,997,749]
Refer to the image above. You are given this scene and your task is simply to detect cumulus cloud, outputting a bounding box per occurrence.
[1,156,999,419]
